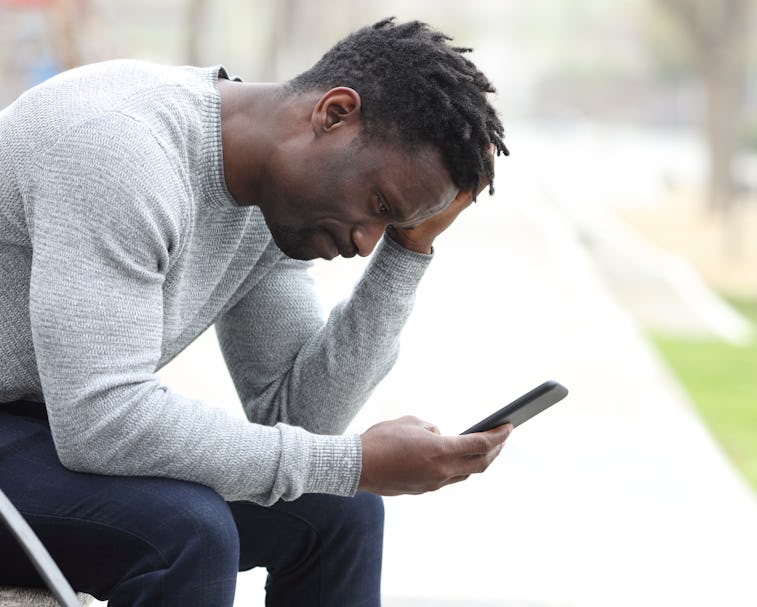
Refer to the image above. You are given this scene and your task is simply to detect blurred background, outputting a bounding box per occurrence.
[2,1,756,605]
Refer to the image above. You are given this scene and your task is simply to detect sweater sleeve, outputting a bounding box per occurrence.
[26,113,360,505]
[216,232,433,435]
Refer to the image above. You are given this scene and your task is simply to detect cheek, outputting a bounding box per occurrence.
[285,164,361,227]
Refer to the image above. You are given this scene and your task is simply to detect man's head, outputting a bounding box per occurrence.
[233,18,508,260]
[286,17,508,197]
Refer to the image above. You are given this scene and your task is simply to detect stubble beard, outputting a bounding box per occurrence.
[267,222,323,261]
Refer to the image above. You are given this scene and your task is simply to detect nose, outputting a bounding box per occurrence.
[351,223,386,257]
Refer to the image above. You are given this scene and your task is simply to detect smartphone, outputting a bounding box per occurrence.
[460,380,569,435]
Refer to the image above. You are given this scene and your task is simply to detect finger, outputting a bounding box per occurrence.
[464,441,506,473]
[422,421,441,435]
[394,416,443,436]
[445,424,513,456]
[443,474,471,487]
[444,434,492,457]
[399,415,430,427]
[436,191,474,221]
[468,441,503,466]
[486,423,514,440]
[446,189,475,214]
[442,443,504,481]
[480,423,513,444]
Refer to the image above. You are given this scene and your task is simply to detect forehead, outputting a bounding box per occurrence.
[358,140,457,224]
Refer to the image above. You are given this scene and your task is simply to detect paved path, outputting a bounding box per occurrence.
[368,194,757,607]
[150,129,757,606]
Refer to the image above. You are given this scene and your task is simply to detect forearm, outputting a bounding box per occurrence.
[219,233,433,435]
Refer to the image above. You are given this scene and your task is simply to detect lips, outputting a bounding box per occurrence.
[338,244,358,258]
[325,231,356,259]
[310,229,356,260]
[313,230,342,260]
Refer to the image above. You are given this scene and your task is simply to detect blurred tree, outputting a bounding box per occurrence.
[0,0,85,70]
[186,0,209,65]
[259,0,358,81]
[0,0,91,104]
[49,0,87,70]
[260,0,299,80]
[657,0,751,212]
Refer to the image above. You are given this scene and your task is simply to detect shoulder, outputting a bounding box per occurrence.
[27,112,190,249]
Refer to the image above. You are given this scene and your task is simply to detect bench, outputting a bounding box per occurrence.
[0,490,95,607]
[0,587,94,606]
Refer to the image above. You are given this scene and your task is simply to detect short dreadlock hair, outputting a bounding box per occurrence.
[286,17,509,197]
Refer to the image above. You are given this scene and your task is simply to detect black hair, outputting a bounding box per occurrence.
[286,17,509,197]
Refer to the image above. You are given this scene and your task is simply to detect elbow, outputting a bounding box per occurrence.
[55,440,105,475]
[56,448,92,474]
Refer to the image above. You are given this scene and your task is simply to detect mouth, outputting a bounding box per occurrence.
[315,231,341,260]
[280,228,356,261]
[322,231,356,259]
[338,243,358,259]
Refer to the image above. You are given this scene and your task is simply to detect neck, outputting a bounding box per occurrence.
[218,80,288,207]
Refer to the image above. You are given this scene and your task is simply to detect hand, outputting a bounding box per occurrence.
[388,146,495,254]
[358,415,513,496]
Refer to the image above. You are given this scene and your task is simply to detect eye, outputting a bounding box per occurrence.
[377,193,390,216]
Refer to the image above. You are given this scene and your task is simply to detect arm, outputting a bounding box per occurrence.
[216,241,512,496]
[216,232,432,435]
[216,153,491,433]
[356,171,514,495]
[28,115,356,505]
[216,164,509,496]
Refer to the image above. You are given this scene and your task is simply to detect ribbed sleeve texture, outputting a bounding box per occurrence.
[0,60,432,505]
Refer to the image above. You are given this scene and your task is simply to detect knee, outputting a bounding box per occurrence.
[347,491,384,529]
[148,480,239,571]
[58,479,240,603]
[333,491,384,545]
[267,491,384,556]
[174,484,239,561]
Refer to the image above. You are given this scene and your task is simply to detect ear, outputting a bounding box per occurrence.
[311,87,361,135]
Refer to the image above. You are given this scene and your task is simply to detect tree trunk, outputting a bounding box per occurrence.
[658,0,750,214]
[703,55,741,212]
[186,0,209,65]
[50,0,85,70]
[259,0,300,81]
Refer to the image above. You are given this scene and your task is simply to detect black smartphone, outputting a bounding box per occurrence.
[460,380,569,434]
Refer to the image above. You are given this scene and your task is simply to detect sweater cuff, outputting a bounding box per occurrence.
[303,432,363,496]
[361,232,433,296]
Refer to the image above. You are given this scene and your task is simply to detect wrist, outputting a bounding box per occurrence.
[357,433,375,493]
[386,225,432,255]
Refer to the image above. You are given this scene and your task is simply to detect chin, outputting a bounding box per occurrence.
[269,230,324,261]
[264,223,308,259]
[270,238,317,261]
[283,248,319,261]
[269,223,342,261]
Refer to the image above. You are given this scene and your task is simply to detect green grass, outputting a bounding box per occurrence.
[651,297,757,491]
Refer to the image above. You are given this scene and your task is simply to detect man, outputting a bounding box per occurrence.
[0,17,510,606]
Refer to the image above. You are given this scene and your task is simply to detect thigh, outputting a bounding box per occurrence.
[0,411,238,603]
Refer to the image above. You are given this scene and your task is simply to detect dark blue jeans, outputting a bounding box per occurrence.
[0,404,383,606]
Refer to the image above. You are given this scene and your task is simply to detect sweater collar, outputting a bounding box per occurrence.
[200,65,241,209]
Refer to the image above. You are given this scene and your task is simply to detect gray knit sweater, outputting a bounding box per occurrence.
[0,60,431,505]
